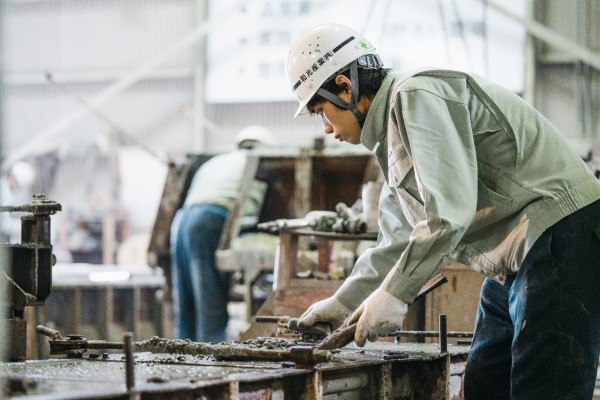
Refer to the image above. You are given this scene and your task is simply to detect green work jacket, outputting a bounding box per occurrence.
[184,149,266,219]
[335,69,600,307]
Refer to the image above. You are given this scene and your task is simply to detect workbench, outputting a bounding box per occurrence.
[274,228,377,291]
[0,341,469,399]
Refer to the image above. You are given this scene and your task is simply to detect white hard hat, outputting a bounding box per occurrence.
[9,161,35,187]
[285,23,379,118]
[235,125,274,147]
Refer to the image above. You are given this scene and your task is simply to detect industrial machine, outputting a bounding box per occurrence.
[1,194,62,362]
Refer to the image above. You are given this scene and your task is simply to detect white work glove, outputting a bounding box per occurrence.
[347,287,408,347]
[297,296,353,332]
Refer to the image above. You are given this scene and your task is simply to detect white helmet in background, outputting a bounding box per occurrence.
[285,23,383,119]
[235,125,274,148]
[9,161,36,187]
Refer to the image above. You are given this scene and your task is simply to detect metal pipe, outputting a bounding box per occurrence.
[439,314,448,353]
[392,330,473,339]
[5,68,191,86]
[476,0,600,72]
[193,0,208,153]
[123,333,135,392]
[523,0,537,105]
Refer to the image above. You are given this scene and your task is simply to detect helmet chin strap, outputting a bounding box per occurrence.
[316,60,366,126]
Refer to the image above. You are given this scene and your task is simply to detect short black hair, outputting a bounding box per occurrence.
[306,66,389,114]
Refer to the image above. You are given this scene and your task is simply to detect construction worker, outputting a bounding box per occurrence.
[286,23,600,399]
[170,126,273,343]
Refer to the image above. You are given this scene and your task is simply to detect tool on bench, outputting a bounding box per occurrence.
[393,330,474,339]
[313,274,448,350]
[255,315,331,342]
[36,325,331,366]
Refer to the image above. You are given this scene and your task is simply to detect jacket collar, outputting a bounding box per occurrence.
[360,73,397,152]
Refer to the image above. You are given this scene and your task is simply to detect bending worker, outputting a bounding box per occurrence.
[286,23,600,399]
[170,126,273,343]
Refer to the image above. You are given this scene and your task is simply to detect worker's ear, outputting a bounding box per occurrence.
[334,74,353,100]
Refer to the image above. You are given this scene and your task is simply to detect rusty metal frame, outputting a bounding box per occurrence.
[1,342,467,400]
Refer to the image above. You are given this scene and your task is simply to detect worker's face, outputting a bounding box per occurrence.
[313,101,362,145]
[311,75,362,145]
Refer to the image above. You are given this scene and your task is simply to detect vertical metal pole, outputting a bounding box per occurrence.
[132,287,141,339]
[523,0,537,105]
[72,288,82,335]
[193,0,208,153]
[124,332,135,392]
[439,314,448,353]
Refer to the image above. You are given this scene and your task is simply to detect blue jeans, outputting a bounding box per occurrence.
[464,199,600,400]
[170,204,229,343]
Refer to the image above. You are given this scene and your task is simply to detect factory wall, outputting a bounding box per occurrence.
[1,0,326,158]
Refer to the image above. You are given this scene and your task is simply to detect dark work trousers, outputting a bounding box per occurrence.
[464,199,600,400]
[170,204,229,343]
